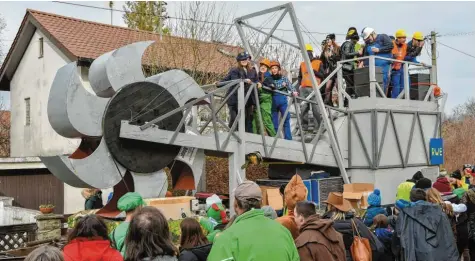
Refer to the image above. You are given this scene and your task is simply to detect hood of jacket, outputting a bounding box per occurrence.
[63,238,119,261]
[296,215,341,247]
[180,244,212,261]
[400,202,442,238]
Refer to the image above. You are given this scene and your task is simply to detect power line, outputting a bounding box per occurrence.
[51,1,345,36]
[438,31,475,38]
[438,41,475,59]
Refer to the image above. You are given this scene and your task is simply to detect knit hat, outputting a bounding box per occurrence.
[451,170,462,180]
[262,206,278,220]
[206,203,228,224]
[367,189,381,207]
[117,192,145,212]
[412,171,424,182]
[454,188,466,199]
[415,178,432,190]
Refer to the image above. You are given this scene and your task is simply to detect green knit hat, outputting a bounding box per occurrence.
[453,188,466,199]
[117,192,145,212]
[206,203,228,224]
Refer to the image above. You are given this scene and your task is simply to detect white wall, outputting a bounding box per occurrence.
[10,30,80,157]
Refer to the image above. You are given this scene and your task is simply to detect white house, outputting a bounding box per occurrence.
[0,9,239,214]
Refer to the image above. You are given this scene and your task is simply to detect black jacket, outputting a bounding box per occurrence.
[220,67,258,106]
[178,244,212,261]
[340,40,360,71]
[395,202,459,261]
[406,40,423,60]
[322,212,385,261]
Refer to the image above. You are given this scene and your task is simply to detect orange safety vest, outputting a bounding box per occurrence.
[392,41,407,71]
[300,60,322,87]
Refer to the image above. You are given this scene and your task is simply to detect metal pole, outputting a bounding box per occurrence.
[369,56,377,98]
[287,3,350,184]
[235,21,259,72]
[337,65,344,109]
[256,9,288,58]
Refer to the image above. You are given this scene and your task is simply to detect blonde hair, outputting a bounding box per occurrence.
[25,246,64,261]
[426,188,454,216]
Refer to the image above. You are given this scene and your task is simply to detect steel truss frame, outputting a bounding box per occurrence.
[234,2,350,184]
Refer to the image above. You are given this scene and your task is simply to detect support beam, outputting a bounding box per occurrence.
[286,3,350,184]
[256,9,288,58]
[240,22,301,50]
[234,3,287,22]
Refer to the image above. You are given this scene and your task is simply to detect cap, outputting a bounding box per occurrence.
[234,180,262,201]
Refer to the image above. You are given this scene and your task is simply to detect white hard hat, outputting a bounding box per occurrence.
[361,27,375,40]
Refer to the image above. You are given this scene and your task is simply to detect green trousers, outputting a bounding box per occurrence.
[252,92,276,136]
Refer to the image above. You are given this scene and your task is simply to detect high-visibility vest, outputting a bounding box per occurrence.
[392,41,407,71]
[300,60,322,87]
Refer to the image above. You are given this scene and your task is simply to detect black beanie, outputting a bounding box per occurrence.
[415,178,432,190]
[346,27,358,40]
[412,171,424,182]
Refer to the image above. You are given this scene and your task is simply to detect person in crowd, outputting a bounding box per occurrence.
[396,171,424,201]
[340,27,362,102]
[426,188,457,237]
[372,214,395,261]
[200,200,228,243]
[178,218,212,261]
[124,207,178,261]
[208,180,299,261]
[360,27,394,95]
[461,185,475,260]
[321,34,341,105]
[415,177,432,191]
[294,201,345,261]
[433,173,453,193]
[110,192,145,256]
[81,188,103,210]
[270,60,297,140]
[276,174,308,239]
[63,215,122,261]
[322,192,385,261]
[219,51,258,133]
[25,245,64,261]
[463,164,473,184]
[364,189,387,227]
[405,32,425,63]
[395,188,459,261]
[443,190,469,260]
[252,58,276,137]
[450,170,469,190]
[262,205,278,220]
[299,44,324,133]
[390,29,408,98]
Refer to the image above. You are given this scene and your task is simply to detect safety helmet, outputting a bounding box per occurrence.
[395,29,407,38]
[305,44,313,52]
[361,27,375,40]
[236,51,251,61]
[269,60,281,69]
[413,31,424,41]
[260,58,271,68]
[346,27,359,41]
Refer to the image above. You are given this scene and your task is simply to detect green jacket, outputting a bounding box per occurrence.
[208,209,299,261]
[110,222,129,257]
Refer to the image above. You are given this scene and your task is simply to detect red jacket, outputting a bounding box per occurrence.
[433,177,452,193]
[63,238,123,261]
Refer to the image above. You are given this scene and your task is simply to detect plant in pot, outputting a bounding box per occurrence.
[39,204,55,214]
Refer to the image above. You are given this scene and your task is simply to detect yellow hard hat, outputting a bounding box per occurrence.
[395,29,406,38]
[305,44,313,52]
[413,31,424,41]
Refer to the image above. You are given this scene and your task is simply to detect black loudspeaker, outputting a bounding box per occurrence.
[353,67,384,97]
[409,73,431,101]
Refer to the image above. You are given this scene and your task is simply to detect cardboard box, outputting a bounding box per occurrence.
[145,196,195,220]
[343,183,374,209]
[259,186,283,210]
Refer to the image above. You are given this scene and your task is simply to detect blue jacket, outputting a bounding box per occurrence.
[221,67,258,106]
[363,33,394,67]
[404,40,422,64]
[270,75,295,95]
[364,206,387,227]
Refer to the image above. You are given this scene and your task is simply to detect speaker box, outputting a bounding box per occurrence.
[409,73,431,101]
[353,67,384,97]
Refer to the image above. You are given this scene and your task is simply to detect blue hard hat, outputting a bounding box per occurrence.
[236,51,251,61]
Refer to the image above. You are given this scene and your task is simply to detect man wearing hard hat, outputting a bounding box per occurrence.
[390,29,409,98]
[298,44,324,133]
[405,32,425,63]
[361,27,394,96]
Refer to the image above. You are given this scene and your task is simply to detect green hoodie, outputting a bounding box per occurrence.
[208,209,299,261]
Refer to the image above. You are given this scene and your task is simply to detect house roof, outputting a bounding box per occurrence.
[0,9,242,90]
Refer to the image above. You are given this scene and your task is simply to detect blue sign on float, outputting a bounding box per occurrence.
[429,138,444,165]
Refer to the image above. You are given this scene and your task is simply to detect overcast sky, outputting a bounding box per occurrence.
[1,1,474,113]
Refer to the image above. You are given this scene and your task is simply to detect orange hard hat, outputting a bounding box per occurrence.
[269,60,281,69]
[260,58,271,68]
[433,85,441,97]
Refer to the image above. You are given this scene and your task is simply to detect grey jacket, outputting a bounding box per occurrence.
[396,202,459,261]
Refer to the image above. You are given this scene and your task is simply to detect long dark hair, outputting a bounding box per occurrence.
[67,215,109,242]
[179,218,209,250]
[124,207,178,261]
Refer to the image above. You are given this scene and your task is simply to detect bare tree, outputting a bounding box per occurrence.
[0,15,6,64]
[0,99,10,157]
